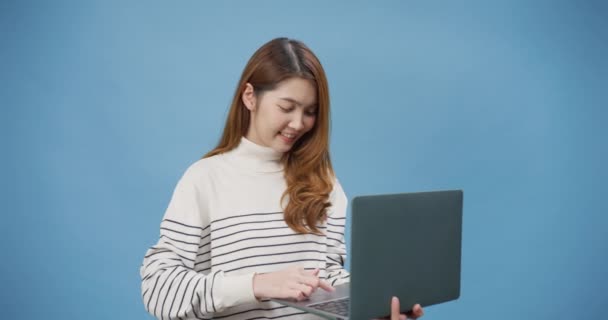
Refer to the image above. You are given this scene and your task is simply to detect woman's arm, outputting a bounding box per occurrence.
[140,168,258,320]
[325,179,351,286]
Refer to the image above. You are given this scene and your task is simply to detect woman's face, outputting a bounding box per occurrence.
[243,77,318,153]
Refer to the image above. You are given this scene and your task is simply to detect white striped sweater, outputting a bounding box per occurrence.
[140,137,350,320]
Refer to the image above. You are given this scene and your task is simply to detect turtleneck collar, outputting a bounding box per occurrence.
[223,137,284,173]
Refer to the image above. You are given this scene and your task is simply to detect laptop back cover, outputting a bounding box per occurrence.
[349,190,463,320]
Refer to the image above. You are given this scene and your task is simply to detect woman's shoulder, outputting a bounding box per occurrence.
[331,175,346,194]
[327,175,348,219]
[330,175,348,201]
[179,154,226,183]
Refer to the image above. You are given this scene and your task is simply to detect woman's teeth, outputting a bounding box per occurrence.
[281,132,295,139]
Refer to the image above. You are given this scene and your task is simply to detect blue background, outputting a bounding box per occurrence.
[2,1,607,319]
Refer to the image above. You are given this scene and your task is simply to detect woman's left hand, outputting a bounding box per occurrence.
[376,296,424,320]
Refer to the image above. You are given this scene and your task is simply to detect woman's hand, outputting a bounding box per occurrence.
[377,296,424,320]
[252,266,334,301]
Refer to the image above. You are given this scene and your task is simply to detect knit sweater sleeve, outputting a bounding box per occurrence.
[325,179,351,286]
[140,164,258,319]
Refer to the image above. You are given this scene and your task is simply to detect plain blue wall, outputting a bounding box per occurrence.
[2,1,607,319]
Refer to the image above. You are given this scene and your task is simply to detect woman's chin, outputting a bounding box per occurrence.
[272,144,292,153]
[272,136,296,153]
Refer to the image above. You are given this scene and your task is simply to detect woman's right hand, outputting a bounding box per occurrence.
[252,266,335,301]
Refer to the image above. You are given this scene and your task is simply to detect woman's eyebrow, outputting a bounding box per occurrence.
[279,97,316,109]
[279,97,302,105]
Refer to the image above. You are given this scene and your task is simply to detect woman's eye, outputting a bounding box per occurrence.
[279,105,293,112]
[305,109,317,116]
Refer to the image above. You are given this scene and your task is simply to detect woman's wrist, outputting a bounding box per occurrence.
[252,272,266,300]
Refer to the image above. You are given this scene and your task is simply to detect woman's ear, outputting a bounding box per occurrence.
[242,83,257,111]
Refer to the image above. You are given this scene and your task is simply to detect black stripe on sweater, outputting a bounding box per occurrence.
[162,269,188,319]
[212,225,291,242]
[163,218,210,231]
[212,232,325,251]
[210,271,219,312]
[153,266,179,317]
[326,222,345,228]
[189,277,205,319]
[210,240,327,261]
[224,258,326,273]
[214,249,326,268]
[161,226,201,238]
[213,219,286,234]
[175,273,195,318]
[203,277,208,313]
[212,212,283,224]
[242,311,309,320]
[161,234,200,247]
[146,248,195,263]
[211,305,289,319]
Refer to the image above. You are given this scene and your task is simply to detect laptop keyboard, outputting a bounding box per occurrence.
[308,298,349,317]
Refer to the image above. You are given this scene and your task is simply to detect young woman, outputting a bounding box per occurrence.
[140,37,424,320]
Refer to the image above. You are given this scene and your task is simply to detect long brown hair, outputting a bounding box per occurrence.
[204,37,334,234]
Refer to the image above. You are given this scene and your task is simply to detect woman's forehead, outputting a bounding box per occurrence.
[267,78,317,107]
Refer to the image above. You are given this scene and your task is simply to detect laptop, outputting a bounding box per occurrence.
[271,190,463,320]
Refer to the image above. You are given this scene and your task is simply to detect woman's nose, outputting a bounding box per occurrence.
[289,111,305,130]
